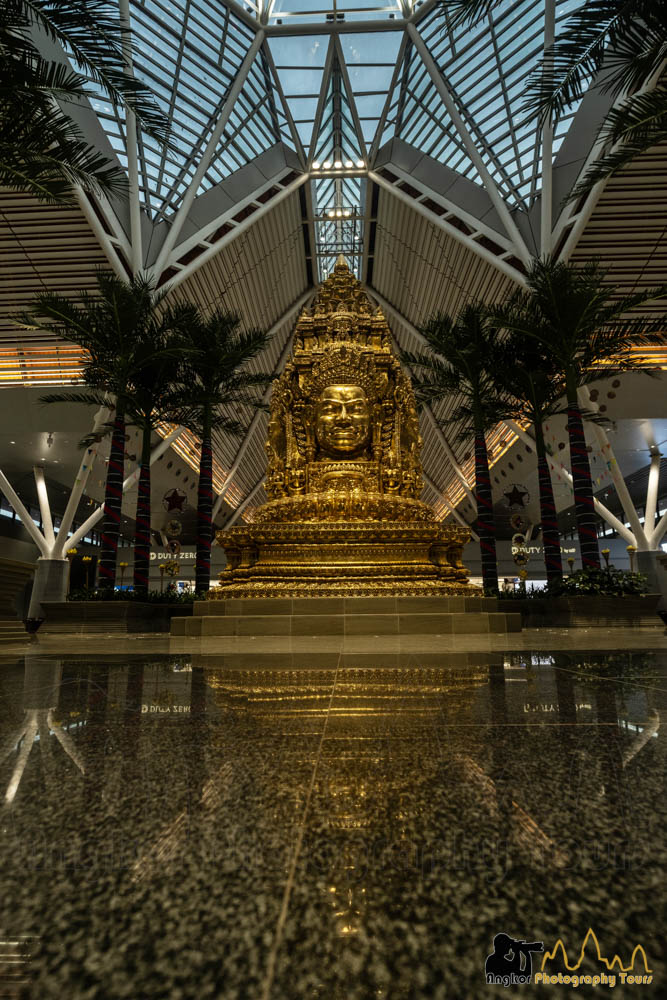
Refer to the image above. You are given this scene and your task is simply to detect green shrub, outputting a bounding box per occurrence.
[497,567,649,599]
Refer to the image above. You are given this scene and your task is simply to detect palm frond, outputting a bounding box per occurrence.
[436,0,501,30]
[0,99,126,201]
[39,390,109,407]
[569,87,667,198]
[20,0,171,145]
[523,0,663,123]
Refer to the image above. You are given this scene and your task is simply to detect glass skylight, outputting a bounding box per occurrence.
[80,1,590,240]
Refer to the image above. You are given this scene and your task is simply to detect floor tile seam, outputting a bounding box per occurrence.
[259,648,342,1000]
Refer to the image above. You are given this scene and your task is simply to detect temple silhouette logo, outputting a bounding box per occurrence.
[485,928,654,988]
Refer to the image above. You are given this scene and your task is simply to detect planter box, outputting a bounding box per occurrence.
[41,601,192,635]
[497,594,663,628]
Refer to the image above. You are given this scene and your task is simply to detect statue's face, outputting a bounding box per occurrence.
[316,385,370,455]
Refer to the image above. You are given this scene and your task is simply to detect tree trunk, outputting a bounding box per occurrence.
[534,421,563,586]
[474,430,498,593]
[566,398,600,569]
[133,425,152,596]
[195,415,213,594]
[98,410,126,589]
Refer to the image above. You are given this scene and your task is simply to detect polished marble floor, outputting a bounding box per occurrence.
[1,631,665,998]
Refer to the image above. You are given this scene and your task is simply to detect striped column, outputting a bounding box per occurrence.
[474,432,498,593]
[195,435,214,594]
[98,414,126,589]
[567,404,601,569]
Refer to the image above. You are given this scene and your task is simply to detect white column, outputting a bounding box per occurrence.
[579,387,648,548]
[65,427,185,550]
[53,404,112,556]
[33,466,55,549]
[0,469,49,556]
[503,420,637,546]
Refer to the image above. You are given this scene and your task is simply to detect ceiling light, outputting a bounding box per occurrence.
[344,160,353,168]
[344,209,351,217]
[312,161,320,170]
[336,210,343,217]
[356,159,364,168]
[327,210,335,218]
[334,160,342,169]
[323,160,332,169]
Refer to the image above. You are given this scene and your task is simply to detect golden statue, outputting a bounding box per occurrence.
[213,256,475,598]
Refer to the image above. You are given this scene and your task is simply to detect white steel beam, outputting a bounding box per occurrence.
[261,40,307,168]
[369,170,527,286]
[307,37,336,170]
[407,23,531,266]
[423,470,479,541]
[368,33,409,168]
[504,420,637,546]
[158,173,308,294]
[540,0,555,256]
[223,478,265,529]
[73,189,129,280]
[369,289,478,506]
[553,56,667,261]
[333,35,368,161]
[119,0,142,274]
[152,31,265,279]
[211,289,316,518]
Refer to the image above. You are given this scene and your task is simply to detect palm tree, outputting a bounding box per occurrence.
[22,272,194,589]
[121,332,193,597]
[490,257,667,570]
[490,338,565,586]
[439,1,667,197]
[401,305,511,594]
[1,0,170,202]
[170,311,271,594]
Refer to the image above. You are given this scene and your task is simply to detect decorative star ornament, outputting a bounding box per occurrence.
[504,485,530,508]
[163,488,187,512]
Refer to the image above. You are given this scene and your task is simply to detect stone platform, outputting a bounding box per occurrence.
[171,595,521,638]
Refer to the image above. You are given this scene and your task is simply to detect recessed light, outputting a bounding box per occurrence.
[9,441,15,445]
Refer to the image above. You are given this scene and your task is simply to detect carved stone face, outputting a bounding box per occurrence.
[316,384,370,456]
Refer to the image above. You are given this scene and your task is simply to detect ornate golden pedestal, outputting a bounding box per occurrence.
[212,256,476,599]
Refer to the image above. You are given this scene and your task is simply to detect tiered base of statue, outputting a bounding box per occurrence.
[213,501,473,599]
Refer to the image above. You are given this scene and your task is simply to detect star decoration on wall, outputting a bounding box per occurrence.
[163,488,187,512]
[504,485,530,508]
